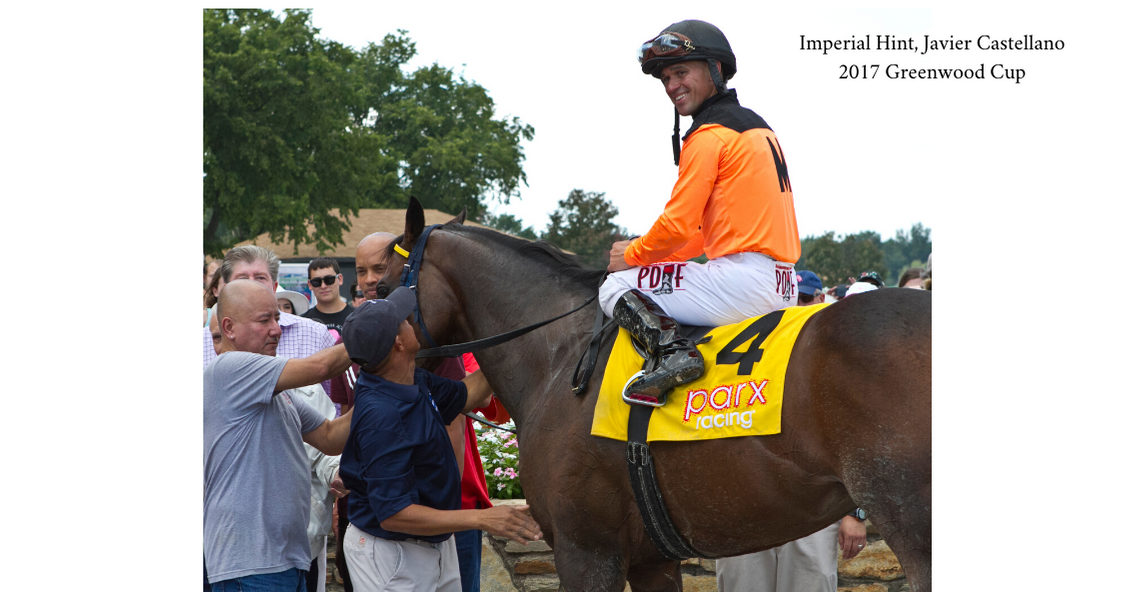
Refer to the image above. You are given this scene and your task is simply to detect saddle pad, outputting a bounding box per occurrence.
[591,303,829,443]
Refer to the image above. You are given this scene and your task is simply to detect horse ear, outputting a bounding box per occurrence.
[446,207,467,226]
[404,196,426,249]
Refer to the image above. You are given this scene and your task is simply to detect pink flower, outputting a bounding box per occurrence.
[497,483,506,490]
[493,468,503,477]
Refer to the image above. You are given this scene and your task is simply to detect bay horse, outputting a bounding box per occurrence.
[376,200,931,592]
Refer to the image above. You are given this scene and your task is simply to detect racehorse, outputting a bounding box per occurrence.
[376,200,931,592]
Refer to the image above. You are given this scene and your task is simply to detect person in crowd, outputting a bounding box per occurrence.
[795,270,825,306]
[205,259,221,289]
[303,257,356,334]
[338,287,541,591]
[277,288,310,316]
[204,280,354,590]
[602,19,801,407]
[204,268,225,327]
[202,246,335,399]
[350,282,365,308]
[923,253,932,290]
[855,270,884,288]
[897,267,926,289]
[293,379,345,592]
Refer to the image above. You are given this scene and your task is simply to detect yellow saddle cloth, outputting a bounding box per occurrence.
[591,303,829,443]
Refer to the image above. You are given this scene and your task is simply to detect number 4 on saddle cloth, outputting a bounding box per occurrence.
[591,303,829,443]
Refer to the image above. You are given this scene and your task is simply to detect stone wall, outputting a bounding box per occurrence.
[323,499,910,592]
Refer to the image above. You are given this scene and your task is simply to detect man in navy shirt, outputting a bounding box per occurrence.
[339,287,542,591]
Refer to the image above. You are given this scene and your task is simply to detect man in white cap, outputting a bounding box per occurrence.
[338,287,542,591]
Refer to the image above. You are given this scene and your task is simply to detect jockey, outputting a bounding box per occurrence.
[601,20,801,407]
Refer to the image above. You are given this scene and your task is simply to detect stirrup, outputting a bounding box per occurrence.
[621,371,668,407]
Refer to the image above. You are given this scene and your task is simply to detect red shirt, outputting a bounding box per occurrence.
[459,353,494,510]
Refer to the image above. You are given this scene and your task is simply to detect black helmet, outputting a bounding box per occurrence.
[638,20,737,81]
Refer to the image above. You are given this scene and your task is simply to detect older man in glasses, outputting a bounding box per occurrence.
[601,19,801,408]
[202,246,336,396]
[303,257,356,336]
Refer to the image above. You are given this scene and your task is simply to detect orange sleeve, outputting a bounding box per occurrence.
[668,231,705,261]
[624,131,722,266]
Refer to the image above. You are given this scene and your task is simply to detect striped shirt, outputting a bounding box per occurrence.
[203,311,336,397]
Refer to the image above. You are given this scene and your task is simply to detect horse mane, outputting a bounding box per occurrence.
[385,224,605,289]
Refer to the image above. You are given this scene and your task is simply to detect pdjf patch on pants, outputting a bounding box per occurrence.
[591,303,829,442]
[635,262,688,295]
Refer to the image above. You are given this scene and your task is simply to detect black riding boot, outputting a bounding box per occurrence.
[613,290,704,406]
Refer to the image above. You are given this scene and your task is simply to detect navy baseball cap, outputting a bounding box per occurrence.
[795,270,823,295]
[341,286,417,369]
[857,271,885,288]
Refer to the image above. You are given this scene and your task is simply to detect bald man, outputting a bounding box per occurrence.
[204,280,354,590]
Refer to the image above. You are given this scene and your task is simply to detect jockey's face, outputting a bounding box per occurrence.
[661,60,718,116]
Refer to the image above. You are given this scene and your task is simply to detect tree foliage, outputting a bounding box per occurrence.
[796,223,931,287]
[478,212,537,240]
[203,9,533,257]
[542,189,629,268]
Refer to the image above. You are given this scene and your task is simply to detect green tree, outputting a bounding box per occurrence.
[797,230,888,286]
[542,189,628,268]
[882,223,932,282]
[204,9,395,256]
[203,10,534,257]
[368,52,535,220]
[478,212,537,240]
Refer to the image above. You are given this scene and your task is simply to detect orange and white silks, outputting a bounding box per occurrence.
[591,303,829,443]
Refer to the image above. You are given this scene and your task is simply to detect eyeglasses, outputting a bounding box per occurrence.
[354,292,364,299]
[638,32,696,65]
[308,275,338,288]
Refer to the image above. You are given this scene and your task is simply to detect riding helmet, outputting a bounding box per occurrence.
[639,20,737,81]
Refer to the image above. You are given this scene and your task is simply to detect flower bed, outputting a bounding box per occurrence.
[475,421,523,499]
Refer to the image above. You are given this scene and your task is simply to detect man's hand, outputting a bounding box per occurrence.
[838,515,867,560]
[607,240,637,272]
[477,504,543,545]
[329,469,349,499]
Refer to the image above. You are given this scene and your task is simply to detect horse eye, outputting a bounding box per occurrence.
[375,284,390,299]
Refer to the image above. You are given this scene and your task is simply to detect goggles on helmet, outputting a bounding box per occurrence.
[637,32,697,65]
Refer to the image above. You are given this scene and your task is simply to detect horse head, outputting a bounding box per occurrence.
[374,197,472,371]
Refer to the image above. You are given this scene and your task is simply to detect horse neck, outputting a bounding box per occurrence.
[431,231,599,426]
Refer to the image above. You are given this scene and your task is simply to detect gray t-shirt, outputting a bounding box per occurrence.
[204,352,326,583]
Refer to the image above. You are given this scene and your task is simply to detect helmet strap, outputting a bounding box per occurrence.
[672,109,681,165]
[707,59,728,95]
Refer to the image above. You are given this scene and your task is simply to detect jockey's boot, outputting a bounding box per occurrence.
[613,290,704,407]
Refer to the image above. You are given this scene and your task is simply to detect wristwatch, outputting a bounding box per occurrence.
[849,508,867,521]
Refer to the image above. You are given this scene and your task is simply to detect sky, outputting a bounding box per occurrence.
[264,3,1094,243]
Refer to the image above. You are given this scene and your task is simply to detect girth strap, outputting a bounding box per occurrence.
[626,406,713,560]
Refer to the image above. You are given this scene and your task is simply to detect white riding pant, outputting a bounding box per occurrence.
[599,252,796,327]
[343,524,461,592]
[715,520,841,592]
